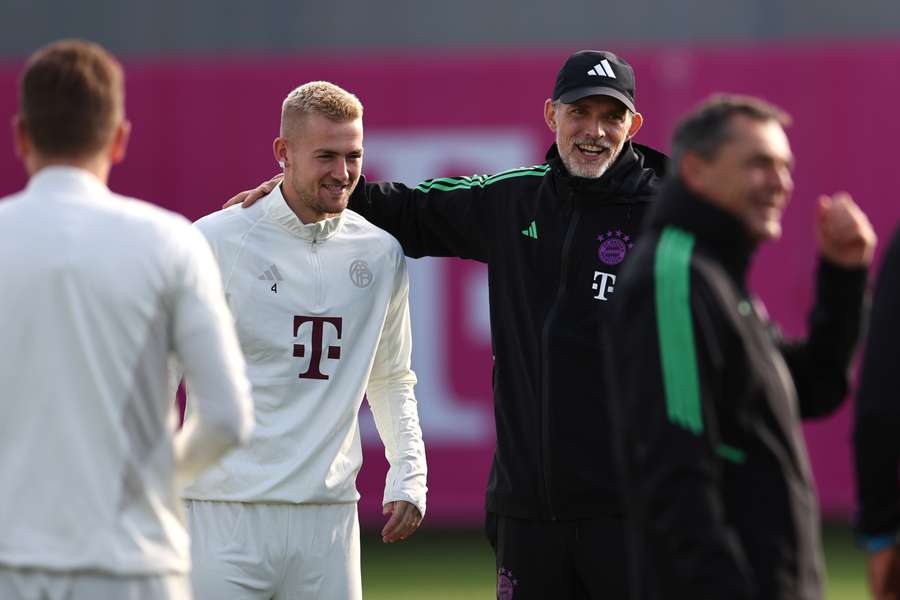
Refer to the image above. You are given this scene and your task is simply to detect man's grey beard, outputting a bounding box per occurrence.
[559,141,623,179]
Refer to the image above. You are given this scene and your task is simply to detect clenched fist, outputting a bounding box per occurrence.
[816,192,876,268]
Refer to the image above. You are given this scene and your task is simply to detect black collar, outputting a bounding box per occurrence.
[545,141,666,201]
[648,177,757,285]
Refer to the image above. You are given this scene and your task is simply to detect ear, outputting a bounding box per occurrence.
[625,112,643,140]
[12,115,28,161]
[273,137,289,168]
[679,152,709,193]
[109,120,131,165]
[543,98,558,133]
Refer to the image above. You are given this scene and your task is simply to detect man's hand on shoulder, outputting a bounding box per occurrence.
[816,192,877,268]
[223,174,283,209]
[381,500,422,543]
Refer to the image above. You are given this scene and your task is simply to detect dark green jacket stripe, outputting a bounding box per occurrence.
[654,227,704,435]
[716,444,746,464]
[415,164,550,192]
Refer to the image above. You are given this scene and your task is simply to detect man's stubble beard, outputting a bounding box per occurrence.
[288,172,350,217]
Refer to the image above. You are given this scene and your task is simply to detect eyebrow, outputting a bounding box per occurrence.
[313,148,363,155]
[750,151,795,169]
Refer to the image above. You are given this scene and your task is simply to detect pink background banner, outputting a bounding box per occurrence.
[2,43,898,526]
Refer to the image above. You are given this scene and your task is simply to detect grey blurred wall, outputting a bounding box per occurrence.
[2,0,900,58]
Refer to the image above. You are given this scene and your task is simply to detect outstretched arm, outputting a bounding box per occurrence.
[224,171,507,260]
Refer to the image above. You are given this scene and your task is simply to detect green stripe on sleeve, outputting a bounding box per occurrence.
[414,165,550,193]
[716,444,746,464]
[654,227,704,435]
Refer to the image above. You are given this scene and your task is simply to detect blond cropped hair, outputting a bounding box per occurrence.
[280,81,363,137]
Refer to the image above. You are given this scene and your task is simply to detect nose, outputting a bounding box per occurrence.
[330,159,349,183]
[586,117,606,139]
[774,165,793,194]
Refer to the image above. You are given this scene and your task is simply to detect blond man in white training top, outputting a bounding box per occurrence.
[183,81,427,600]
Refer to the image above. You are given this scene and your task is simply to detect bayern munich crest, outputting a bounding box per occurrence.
[349,259,373,288]
[596,229,635,266]
[497,567,518,600]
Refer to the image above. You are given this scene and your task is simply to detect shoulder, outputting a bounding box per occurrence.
[106,192,195,238]
[103,195,221,269]
[193,202,266,242]
[0,190,27,216]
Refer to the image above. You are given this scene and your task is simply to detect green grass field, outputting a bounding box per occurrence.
[360,523,869,599]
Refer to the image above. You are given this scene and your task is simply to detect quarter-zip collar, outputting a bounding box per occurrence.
[648,177,757,288]
[265,183,345,241]
[545,141,665,203]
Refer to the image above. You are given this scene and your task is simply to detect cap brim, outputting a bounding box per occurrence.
[557,86,636,112]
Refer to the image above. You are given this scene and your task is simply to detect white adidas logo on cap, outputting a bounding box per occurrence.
[587,59,616,78]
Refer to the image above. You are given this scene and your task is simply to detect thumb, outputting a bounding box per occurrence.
[816,194,832,219]
[382,502,394,516]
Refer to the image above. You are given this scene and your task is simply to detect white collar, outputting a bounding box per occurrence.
[26,166,111,201]
[264,183,345,241]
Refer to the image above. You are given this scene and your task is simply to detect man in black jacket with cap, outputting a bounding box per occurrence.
[229,51,666,599]
[606,94,875,599]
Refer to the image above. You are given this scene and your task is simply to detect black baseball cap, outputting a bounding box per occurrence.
[551,50,636,112]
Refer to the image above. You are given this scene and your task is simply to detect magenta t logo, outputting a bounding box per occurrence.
[293,315,343,380]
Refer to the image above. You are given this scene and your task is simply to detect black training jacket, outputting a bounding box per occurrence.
[854,226,900,550]
[348,141,666,520]
[606,179,867,600]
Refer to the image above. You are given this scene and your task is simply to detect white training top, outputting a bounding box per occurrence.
[183,185,427,516]
[0,167,254,576]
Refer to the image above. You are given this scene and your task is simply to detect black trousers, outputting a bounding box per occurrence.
[485,512,630,600]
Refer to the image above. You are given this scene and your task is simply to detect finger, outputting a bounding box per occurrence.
[395,506,422,540]
[385,505,422,542]
[399,514,422,540]
[381,508,405,542]
[816,194,832,220]
[392,522,416,541]
[826,203,871,242]
[222,191,249,209]
[830,190,854,206]
[266,174,283,188]
[240,175,284,208]
[241,185,267,208]
[820,194,864,237]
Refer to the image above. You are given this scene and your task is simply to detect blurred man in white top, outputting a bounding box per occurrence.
[0,39,254,600]
[183,81,427,600]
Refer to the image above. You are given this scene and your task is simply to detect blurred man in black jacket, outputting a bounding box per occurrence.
[606,94,875,599]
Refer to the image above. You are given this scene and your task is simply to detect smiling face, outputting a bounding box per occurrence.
[544,95,643,179]
[682,114,794,241]
[275,112,363,223]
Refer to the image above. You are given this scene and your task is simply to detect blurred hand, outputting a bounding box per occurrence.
[815,192,876,268]
[868,546,900,600]
[222,174,283,209]
[381,500,422,543]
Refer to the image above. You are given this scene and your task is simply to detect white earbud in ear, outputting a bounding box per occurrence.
[278,160,285,169]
